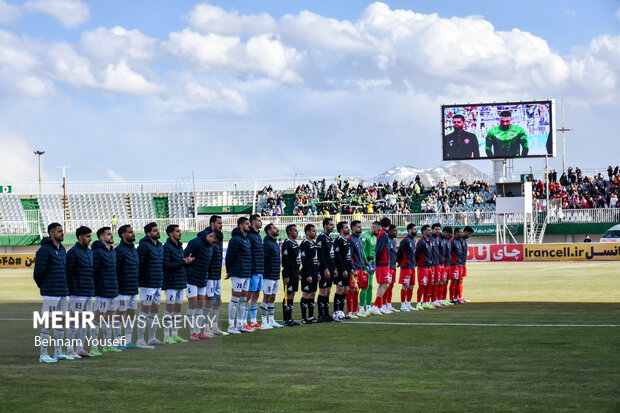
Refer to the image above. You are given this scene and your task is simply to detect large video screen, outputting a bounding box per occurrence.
[442,100,555,160]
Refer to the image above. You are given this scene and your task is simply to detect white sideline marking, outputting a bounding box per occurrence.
[346,321,620,327]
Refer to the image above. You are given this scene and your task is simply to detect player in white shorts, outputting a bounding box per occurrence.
[260,223,284,329]
[115,224,141,349]
[225,217,253,334]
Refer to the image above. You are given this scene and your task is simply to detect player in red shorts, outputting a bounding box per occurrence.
[370,217,392,315]
[449,227,464,304]
[439,226,453,306]
[428,223,442,308]
[347,220,368,318]
[397,223,417,311]
[458,226,474,302]
[414,224,433,310]
[385,225,399,313]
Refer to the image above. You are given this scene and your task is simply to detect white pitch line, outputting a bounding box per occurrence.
[346,321,620,327]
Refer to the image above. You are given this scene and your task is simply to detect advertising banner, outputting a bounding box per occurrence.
[523,243,620,261]
[0,254,36,268]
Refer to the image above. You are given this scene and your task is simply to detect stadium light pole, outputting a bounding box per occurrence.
[57,166,70,227]
[34,150,45,196]
[556,99,572,174]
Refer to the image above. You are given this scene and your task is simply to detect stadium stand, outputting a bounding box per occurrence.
[0,195,30,234]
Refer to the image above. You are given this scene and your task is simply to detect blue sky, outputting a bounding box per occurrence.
[0,0,619,183]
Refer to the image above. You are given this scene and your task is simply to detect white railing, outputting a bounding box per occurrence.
[2,209,618,236]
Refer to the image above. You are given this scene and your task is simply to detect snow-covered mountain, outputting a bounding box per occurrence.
[374,162,491,187]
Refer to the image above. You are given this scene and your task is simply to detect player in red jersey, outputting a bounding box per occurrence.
[370,217,392,315]
[459,226,474,302]
[449,227,464,304]
[414,224,433,310]
[397,223,417,311]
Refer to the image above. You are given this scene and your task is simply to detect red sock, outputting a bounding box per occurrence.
[417,285,425,303]
[382,295,387,306]
[459,281,463,299]
[353,291,359,313]
[450,282,456,300]
[431,284,437,302]
[400,288,407,303]
[407,288,413,302]
[375,296,383,308]
[424,285,432,303]
[387,284,393,303]
[346,290,354,313]
[442,284,448,300]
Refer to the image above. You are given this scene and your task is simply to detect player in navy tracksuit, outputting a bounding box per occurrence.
[430,223,443,306]
[136,222,164,347]
[261,223,283,328]
[439,226,454,306]
[115,224,140,348]
[347,220,368,317]
[92,226,119,353]
[225,217,253,333]
[459,226,474,302]
[396,223,417,311]
[316,217,336,322]
[66,225,94,358]
[333,221,353,321]
[245,214,265,330]
[34,223,70,363]
[203,215,225,335]
[162,224,195,344]
[281,224,301,326]
[415,224,434,310]
[449,227,465,304]
[385,225,399,312]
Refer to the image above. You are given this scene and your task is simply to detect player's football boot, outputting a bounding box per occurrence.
[163,336,177,344]
[39,354,57,363]
[135,340,155,349]
[173,336,189,343]
[148,338,164,345]
[227,327,241,335]
[115,345,127,351]
[260,322,274,330]
[250,323,261,329]
[348,312,359,319]
[415,303,424,310]
[77,349,94,357]
[197,332,212,340]
[125,342,141,349]
[66,350,81,359]
[370,306,382,315]
[325,314,334,322]
[422,303,434,310]
[189,333,200,341]
[102,346,122,353]
[270,321,284,328]
[461,298,470,303]
[379,307,391,314]
[356,310,368,317]
[400,304,410,312]
[89,348,103,356]
[54,353,75,360]
[239,325,254,333]
[389,306,400,313]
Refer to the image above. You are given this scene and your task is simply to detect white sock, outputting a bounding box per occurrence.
[102,320,112,347]
[113,315,122,340]
[186,308,195,334]
[163,311,172,338]
[148,313,157,342]
[172,312,179,337]
[77,327,86,352]
[53,328,64,355]
[90,319,100,350]
[260,302,268,323]
[237,297,247,328]
[66,327,76,353]
[40,328,50,356]
[194,308,204,334]
[268,303,275,323]
[212,305,221,331]
[124,316,134,344]
[203,306,212,333]
[137,312,147,342]
[228,297,239,328]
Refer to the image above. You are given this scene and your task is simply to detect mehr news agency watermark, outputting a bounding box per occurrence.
[33,311,215,348]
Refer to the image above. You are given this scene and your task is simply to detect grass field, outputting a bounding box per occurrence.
[0,262,619,412]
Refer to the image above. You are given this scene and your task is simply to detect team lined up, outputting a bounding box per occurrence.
[33,214,473,363]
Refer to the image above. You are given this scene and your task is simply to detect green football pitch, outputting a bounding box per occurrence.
[0,262,618,412]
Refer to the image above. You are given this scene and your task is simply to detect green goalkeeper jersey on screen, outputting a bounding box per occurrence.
[485,124,528,158]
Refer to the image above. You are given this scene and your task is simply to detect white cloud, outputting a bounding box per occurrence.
[188,3,276,35]
[165,29,302,83]
[615,7,620,22]
[23,0,89,28]
[105,169,124,181]
[0,127,39,181]
[79,26,158,64]
[101,60,160,95]
[0,0,20,24]
[47,42,96,87]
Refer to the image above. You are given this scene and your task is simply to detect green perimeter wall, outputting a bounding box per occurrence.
[2,222,617,246]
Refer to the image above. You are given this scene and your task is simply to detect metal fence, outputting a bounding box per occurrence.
[2,209,618,236]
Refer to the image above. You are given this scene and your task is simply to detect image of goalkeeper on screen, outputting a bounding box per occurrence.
[485,110,528,158]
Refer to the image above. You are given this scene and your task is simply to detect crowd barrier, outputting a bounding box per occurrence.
[2,242,618,269]
[468,242,620,262]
